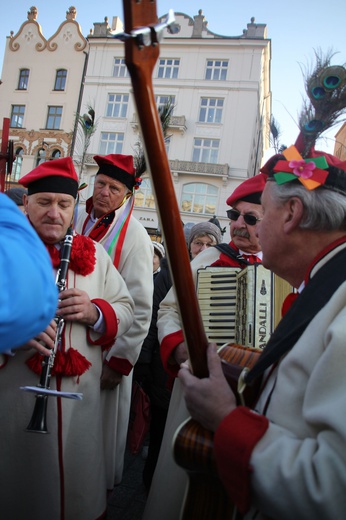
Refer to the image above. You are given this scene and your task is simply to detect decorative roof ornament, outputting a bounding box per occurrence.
[27,6,38,21]
[66,6,77,21]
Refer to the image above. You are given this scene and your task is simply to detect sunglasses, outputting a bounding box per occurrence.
[226,208,262,226]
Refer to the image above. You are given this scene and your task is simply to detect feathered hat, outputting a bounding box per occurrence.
[261,51,346,193]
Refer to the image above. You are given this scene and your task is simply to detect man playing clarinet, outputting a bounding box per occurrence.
[0,157,134,520]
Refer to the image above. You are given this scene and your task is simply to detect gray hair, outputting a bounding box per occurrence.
[268,179,346,231]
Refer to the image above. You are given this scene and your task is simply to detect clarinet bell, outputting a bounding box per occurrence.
[26,395,49,434]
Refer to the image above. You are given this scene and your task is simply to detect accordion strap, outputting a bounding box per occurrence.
[214,243,251,265]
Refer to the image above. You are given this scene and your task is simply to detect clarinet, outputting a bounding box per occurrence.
[25,227,74,433]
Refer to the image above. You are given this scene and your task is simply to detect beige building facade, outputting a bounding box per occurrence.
[0,7,271,237]
[0,6,88,182]
[77,10,271,237]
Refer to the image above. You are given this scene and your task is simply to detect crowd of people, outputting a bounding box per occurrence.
[2,102,346,520]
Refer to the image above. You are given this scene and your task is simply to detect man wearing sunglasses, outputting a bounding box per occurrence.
[213,173,266,267]
[143,173,267,520]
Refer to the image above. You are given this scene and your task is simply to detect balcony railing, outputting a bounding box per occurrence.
[131,113,186,134]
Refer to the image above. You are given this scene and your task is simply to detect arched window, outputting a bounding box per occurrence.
[12,147,24,181]
[18,69,30,90]
[54,69,67,91]
[51,149,61,159]
[180,183,218,214]
[36,148,46,166]
[134,178,156,209]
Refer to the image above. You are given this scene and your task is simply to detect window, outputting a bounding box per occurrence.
[51,149,61,159]
[205,60,228,80]
[99,132,124,155]
[155,95,176,110]
[12,147,24,181]
[113,58,129,77]
[157,59,180,79]
[164,137,171,156]
[10,105,25,128]
[192,138,219,163]
[199,98,224,123]
[134,178,156,209]
[180,183,218,214]
[18,69,29,90]
[106,94,129,118]
[35,148,46,166]
[54,69,67,91]
[46,106,62,129]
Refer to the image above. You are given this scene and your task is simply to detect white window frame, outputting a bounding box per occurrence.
[106,93,129,118]
[205,60,228,81]
[180,182,218,215]
[18,69,29,90]
[155,95,176,110]
[99,132,124,155]
[46,106,62,130]
[192,138,220,164]
[54,69,67,91]
[157,58,180,79]
[10,105,25,128]
[113,58,129,78]
[199,97,224,123]
[134,178,156,209]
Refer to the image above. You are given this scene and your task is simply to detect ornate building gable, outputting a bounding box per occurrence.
[47,6,87,52]
[9,6,87,54]
[9,6,47,52]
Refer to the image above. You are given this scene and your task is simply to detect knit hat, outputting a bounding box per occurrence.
[94,154,141,191]
[152,241,165,259]
[5,187,27,206]
[20,157,78,198]
[188,222,222,250]
[226,173,267,207]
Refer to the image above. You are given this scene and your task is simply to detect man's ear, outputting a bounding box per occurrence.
[22,193,28,213]
[283,197,304,233]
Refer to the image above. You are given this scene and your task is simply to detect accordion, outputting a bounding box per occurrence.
[197,265,291,350]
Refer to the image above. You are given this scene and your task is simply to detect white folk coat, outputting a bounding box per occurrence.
[76,202,153,486]
[0,237,134,520]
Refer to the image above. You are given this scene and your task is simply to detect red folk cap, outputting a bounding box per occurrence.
[94,154,136,191]
[226,173,267,207]
[20,157,79,198]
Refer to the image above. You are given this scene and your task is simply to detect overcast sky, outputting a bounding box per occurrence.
[1,0,345,158]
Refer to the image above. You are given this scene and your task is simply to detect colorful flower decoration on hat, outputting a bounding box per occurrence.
[273,145,329,190]
[134,176,142,190]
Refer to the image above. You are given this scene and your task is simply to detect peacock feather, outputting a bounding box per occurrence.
[297,49,346,157]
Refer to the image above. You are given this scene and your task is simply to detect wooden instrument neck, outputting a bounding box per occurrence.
[123,0,209,378]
